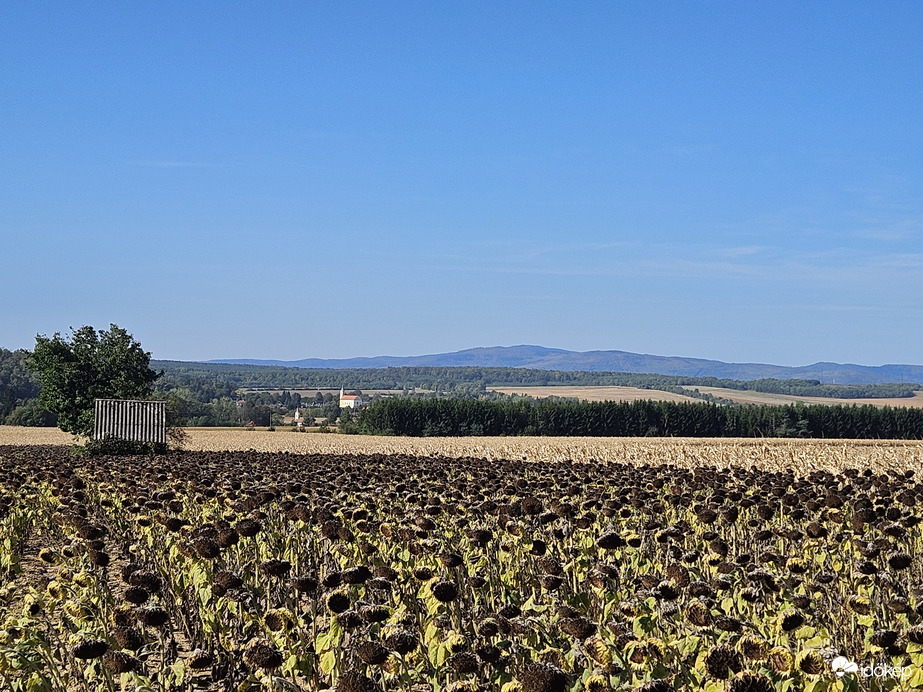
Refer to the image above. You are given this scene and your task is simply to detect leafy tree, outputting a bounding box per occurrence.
[5,400,57,427]
[26,324,162,437]
[320,399,341,425]
[0,347,53,424]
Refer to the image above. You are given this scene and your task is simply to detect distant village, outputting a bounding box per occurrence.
[235,387,371,429]
[291,388,364,428]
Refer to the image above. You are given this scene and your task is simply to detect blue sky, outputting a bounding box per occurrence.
[2,2,921,366]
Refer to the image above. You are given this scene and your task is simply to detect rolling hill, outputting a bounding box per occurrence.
[209,345,923,385]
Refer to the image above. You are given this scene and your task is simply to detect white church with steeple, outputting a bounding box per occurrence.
[339,388,361,409]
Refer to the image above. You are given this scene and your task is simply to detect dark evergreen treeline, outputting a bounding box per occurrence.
[357,397,923,439]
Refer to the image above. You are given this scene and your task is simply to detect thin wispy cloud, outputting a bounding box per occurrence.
[419,239,923,288]
[714,245,769,258]
[126,160,223,168]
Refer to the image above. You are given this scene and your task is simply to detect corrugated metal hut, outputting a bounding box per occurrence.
[93,399,166,445]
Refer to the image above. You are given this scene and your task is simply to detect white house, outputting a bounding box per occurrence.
[339,388,362,409]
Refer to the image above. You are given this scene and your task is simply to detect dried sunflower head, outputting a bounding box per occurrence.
[538,647,565,669]
[779,610,806,632]
[584,637,612,667]
[235,518,262,538]
[586,673,609,692]
[431,580,459,603]
[704,644,742,679]
[727,671,773,692]
[102,650,141,674]
[336,670,382,692]
[887,597,909,614]
[383,628,418,655]
[448,651,480,675]
[869,629,899,649]
[356,641,390,666]
[327,591,351,614]
[476,644,502,663]
[243,638,283,670]
[72,638,108,660]
[342,565,372,584]
[213,570,243,590]
[264,608,293,632]
[413,566,434,581]
[136,606,169,628]
[714,616,744,633]
[128,570,162,593]
[786,558,808,574]
[445,633,469,654]
[112,625,144,651]
[906,625,923,645]
[795,650,825,676]
[558,617,596,639]
[337,610,363,630]
[792,594,813,610]
[193,537,220,559]
[124,586,150,605]
[477,619,500,638]
[520,662,569,692]
[259,558,292,578]
[292,575,318,594]
[596,532,624,550]
[846,595,872,616]
[740,587,762,603]
[887,551,913,570]
[737,634,769,662]
[359,604,390,623]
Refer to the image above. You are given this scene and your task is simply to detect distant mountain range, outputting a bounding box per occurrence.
[208,345,923,385]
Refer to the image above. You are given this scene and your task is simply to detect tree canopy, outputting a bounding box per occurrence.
[26,324,162,436]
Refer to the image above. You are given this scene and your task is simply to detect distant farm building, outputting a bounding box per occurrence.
[339,388,362,409]
[94,399,166,445]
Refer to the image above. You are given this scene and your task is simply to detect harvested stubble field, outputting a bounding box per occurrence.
[3,426,923,474]
[689,389,923,410]
[486,388,700,405]
[4,429,923,692]
[487,386,923,410]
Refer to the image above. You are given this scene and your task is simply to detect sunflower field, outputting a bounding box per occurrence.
[2,442,923,692]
